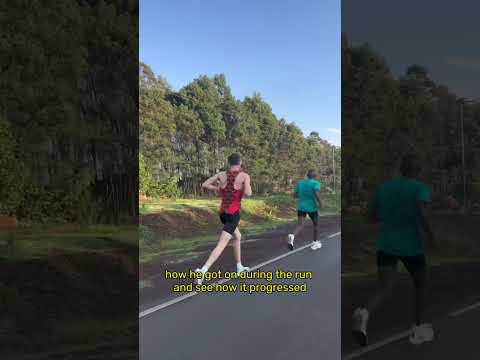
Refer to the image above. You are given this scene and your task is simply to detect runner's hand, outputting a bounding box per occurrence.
[421,229,437,251]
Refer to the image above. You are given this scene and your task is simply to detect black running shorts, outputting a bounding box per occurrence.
[376,251,426,274]
[219,212,240,235]
[297,210,318,223]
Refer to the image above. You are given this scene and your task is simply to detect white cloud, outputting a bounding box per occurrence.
[330,138,341,147]
[327,128,341,134]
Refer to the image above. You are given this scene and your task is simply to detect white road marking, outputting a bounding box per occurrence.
[243,238,264,243]
[343,300,480,358]
[342,330,411,360]
[244,231,340,243]
[139,230,340,318]
[449,301,480,317]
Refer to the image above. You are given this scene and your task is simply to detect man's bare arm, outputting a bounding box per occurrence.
[417,201,435,248]
[315,189,322,208]
[367,203,378,224]
[202,174,220,191]
[243,174,252,197]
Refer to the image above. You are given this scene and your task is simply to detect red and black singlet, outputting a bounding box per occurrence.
[219,169,243,214]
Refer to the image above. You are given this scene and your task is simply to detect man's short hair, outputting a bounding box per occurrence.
[400,154,421,176]
[307,169,317,179]
[228,153,241,166]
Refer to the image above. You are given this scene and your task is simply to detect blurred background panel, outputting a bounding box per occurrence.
[0,1,139,358]
[342,1,480,358]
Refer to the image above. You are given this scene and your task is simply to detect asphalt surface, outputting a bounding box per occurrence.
[343,303,480,360]
[140,215,340,311]
[342,261,480,359]
[140,232,341,360]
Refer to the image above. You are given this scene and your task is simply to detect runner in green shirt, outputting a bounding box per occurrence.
[352,155,436,346]
[287,170,323,251]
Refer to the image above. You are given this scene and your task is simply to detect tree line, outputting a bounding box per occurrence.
[342,33,480,208]
[0,0,138,223]
[139,63,341,198]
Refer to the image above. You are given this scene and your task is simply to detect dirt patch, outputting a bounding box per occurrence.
[140,208,218,239]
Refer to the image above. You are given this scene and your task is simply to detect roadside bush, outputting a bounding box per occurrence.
[140,152,180,198]
[0,119,26,215]
[139,224,157,248]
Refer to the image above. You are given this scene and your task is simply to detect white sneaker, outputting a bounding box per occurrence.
[287,234,295,250]
[409,323,434,345]
[194,268,206,285]
[352,307,369,346]
[311,240,322,250]
[237,265,250,276]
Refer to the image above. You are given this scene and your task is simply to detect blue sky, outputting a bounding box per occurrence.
[343,0,479,100]
[140,0,341,146]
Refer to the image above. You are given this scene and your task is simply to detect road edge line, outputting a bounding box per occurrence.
[342,330,411,360]
[344,300,480,359]
[139,231,340,318]
[449,301,480,317]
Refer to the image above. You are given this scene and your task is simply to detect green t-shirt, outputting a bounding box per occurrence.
[295,179,321,213]
[369,176,431,256]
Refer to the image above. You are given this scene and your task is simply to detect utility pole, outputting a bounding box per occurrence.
[459,98,479,213]
[332,147,336,194]
[460,102,466,213]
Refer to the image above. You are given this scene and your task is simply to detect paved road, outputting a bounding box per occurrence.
[342,261,480,359]
[343,303,480,360]
[141,215,340,310]
[140,232,341,360]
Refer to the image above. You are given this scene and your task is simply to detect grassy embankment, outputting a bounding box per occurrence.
[139,193,341,265]
[342,213,480,278]
[0,224,138,358]
[0,224,137,259]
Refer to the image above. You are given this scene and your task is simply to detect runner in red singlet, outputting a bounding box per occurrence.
[194,153,252,285]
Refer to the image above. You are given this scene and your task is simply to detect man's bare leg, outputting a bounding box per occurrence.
[408,267,434,344]
[232,228,249,274]
[203,230,232,269]
[367,267,396,314]
[310,217,322,250]
[293,216,306,237]
[232,228,242,264]
[288,216,305,250]
[411,268,427,326]
[353,267,396,346]
[195,231,232,284]
[312,218,318,241]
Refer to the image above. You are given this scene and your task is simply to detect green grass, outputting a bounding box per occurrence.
[140,198,218,213]
[0,224,138,358]
[0,224,137,260]
[342,213,480,277]
[1,268,137,359]
[140,193,340,264]
[4,318,137,359]
[140,218,292,264]
[141,193,341,215]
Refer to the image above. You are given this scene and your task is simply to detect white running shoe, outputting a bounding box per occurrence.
[352,307,369,346]
[311,240,322,250]
[194,268,206,285]
[236,265,250,276]
[287,234,295,251]
[409,323,434,345]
